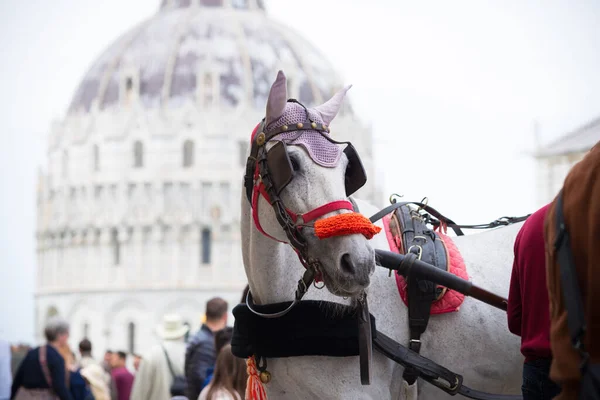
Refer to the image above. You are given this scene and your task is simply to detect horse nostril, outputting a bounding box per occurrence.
[340,253,356,275]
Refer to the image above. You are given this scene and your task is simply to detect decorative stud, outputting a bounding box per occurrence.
[282,125,288,131]
[311,122,317,129]
[297,123,304,129]
[260,370,272,384]
[256,132,266,146]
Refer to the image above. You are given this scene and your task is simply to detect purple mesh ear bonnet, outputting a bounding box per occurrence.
[267,102,342,168]
[263,70,352,168]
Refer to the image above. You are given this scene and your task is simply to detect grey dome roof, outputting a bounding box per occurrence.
[68,0,350,115]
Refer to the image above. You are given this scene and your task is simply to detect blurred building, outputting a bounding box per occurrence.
[35,0,379,355]
[535,116,600,205]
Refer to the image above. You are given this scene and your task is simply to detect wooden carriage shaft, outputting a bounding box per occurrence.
[374,250,508,312]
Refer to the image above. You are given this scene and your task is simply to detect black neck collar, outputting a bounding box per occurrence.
[231,300,376,359]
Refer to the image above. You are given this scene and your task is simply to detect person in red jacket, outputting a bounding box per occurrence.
[110,351,134,400]
[507,203,561,399]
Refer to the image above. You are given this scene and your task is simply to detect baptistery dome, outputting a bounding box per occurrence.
[35,0,376,356]
[69,0,351,115]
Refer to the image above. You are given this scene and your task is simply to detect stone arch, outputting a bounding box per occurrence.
[106,298,151,355]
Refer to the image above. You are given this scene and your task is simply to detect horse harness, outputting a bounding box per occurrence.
[386,202,451,385]
[237,194,527,399]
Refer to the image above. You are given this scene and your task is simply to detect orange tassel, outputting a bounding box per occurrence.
[246,356,267,400]
[314,212,382,239]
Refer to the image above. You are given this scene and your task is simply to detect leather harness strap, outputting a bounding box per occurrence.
[394,203,448,385]
[370,201,531,236]
[370,201,464,236]
[373,330,522,400]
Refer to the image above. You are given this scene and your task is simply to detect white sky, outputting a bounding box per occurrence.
[1,0,599,343]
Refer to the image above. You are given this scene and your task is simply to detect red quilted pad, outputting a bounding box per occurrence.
[383,215,468,314]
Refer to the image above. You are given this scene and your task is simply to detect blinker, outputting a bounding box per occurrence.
[264,139,368,197]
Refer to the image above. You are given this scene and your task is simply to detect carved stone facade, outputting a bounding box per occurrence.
[35,0,378,355]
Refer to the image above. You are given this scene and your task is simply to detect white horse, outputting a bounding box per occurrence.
[240,71,523,399]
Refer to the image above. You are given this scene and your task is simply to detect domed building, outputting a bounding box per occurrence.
[35,0,379,355]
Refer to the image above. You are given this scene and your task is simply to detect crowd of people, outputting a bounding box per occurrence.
[4,295,248,400]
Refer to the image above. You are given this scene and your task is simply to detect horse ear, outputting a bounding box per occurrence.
[314,85,352,125]
[266,70,288,126]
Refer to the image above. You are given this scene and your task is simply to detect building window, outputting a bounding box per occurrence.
[128,322,135,354]
[93,145,100,172]
[62,150,68,178]
[83,322,90,339]
[111,228,120,266]
[125,77,133,92]
[201,228,211,265]
[133,141,144,168]
[203,73,214,106]
[238,141,248,167]
[183,140,194,167]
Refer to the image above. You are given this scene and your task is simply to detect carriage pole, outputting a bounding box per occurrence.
[375,249,508,311]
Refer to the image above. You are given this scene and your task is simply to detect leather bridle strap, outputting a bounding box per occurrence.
[245,268,315,318]
[373,330,523,400]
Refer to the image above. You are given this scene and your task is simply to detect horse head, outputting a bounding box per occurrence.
[244,70,377,299]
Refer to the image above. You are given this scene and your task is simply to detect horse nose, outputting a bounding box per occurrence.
[340,253,356,275]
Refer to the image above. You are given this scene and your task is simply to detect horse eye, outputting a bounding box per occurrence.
[290,157,300,172]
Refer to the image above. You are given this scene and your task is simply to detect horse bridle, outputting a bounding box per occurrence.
[243,100,367,318]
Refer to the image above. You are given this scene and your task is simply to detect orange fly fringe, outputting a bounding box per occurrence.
[246,356,267,400]
[314,212,382,239]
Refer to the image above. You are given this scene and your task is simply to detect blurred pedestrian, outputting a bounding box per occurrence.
[507,203,561,399]
[77,340,96,370]
[109,352,133,400]
[202,328,234,390]
[185,298,228,400]
[57,345,93,400]
[130,314,189,400]
[101,350,117,400]
[198,345,246,400]
[11,316,73,400]
[80,363,111,400]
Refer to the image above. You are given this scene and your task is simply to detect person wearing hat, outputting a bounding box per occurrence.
[129,314,189,400]
[80,364,111,400]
